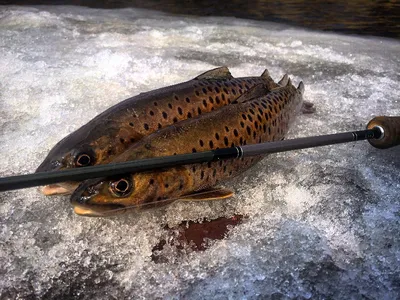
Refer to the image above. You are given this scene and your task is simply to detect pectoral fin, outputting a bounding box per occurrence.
[195,66,233,80]
[179,188,234,201]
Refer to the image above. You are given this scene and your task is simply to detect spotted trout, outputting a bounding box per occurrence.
[36,67,281,195]
[70,76,308,217]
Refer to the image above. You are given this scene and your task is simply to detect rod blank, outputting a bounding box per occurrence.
[0,128,382,192]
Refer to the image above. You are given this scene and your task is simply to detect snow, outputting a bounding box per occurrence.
[0,5,399,299]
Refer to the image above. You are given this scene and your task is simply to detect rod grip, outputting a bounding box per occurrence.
[367,116,400,149]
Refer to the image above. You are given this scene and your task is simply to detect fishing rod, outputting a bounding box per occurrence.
[0,116,398,192]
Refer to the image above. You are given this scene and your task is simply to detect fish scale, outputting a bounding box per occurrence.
[36,67,280,195]
[71,77,305,216]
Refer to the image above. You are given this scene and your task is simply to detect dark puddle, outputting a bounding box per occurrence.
[152,214,245,263]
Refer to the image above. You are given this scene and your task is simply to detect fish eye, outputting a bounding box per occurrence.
[109,177,133,197]
[75,153,92,167]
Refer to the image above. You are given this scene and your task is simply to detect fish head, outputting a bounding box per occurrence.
[36,122,127,195]
[70,170,180,217]
[36,138,99,195]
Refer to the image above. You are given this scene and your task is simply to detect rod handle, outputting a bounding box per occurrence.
[367,116,400,149]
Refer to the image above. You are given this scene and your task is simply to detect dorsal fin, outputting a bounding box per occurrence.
[261,69,271,79]
[286,78,292,87]
[232,84,270,104]
[278,74,289,86]
[195,67,233,80]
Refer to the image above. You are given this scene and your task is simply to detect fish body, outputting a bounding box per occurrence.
[36,67,280,195]
[71,77,305,217]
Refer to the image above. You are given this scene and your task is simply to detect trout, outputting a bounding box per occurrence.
[36,67,280,195]
[70,76,309,217]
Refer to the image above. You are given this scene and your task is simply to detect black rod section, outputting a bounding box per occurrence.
[0,128,380,192]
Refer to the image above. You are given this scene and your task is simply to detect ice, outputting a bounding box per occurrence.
[0,5,399,299]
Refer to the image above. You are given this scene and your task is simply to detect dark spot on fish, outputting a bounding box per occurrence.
[179,184,183,190]
[200,170,205,179]
[257,115,262,122]
[245,84,250,89]
[195,91,200,96]
[239,137,243,144]
[157,197,162,201]
[209,140,214,148]
[215,133,220,140]
[173,117,178,123]
[216,96,221,104]
[130,138,135,143]
[248,114,253,122]
[120,138,125,143]
[242,114,247,120]
[187,112,192,118]
[254,121,258,129]
[216,82,222,88]
[227,98,231,104]
[232,89,236,95]
[207,162,212,168]
[149,179,154,185]
[203,100,207,108]
[165,183,169,189]
[246,126,251,135]
[233,129,239,137]
[224,136,229,146]
[240,121,245,128]
[215,87,220,93]
[174,95,179,100]
[213,169,217,177]
[144,123,149,130]
[129,122,134,127]
[229,170,233,176]
[168,103,173,109]
[162,112,168,119]
[223,166,227,172]
[253,131,256,139]
[208,86,213,92]
[145,143,152,150]
[149,110,154,116]
[223,88,228,94]
[199,140,204,147]
[225,126,229,132]
[186,97,191,103]
[249,109,255,115]
[173,153,177,155]
[231,82,237,87]
[268,127,271,135]
[192,148,197,153]
[154,102,158,106]
[107,149,112,155]
[158,123,162,129]
[197,107,202,114]
[238,84,243,89]
[178,107,183,115]
[263,124,267,133]
[219,160,223,167]
[221,94,225,101]
[209,96,214,104]
[202,88,207,94]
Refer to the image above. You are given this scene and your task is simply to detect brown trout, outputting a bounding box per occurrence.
[70,76,307,217]
[36,67,281,195]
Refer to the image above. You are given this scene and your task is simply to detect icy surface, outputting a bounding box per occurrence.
[1,5,399,299]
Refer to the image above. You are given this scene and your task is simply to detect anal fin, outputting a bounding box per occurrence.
[179,188,234,201]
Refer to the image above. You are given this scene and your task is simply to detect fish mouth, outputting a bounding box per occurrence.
[70,178,125,217]
[72,203,126,217]
[40,182,79,196]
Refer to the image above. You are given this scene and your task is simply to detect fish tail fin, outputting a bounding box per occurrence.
[297,81,305,94]
[278,74,289,86]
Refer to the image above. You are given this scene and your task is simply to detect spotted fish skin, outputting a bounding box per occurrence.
[71,78,305,216]
[36,67,279,195]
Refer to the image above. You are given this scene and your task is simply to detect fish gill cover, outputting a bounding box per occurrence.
[0,5,399,300]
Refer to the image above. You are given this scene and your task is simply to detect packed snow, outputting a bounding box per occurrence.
[0,5,399,299]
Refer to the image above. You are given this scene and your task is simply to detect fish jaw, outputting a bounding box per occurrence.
[40,182,79,196]
[73,203,126,217]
